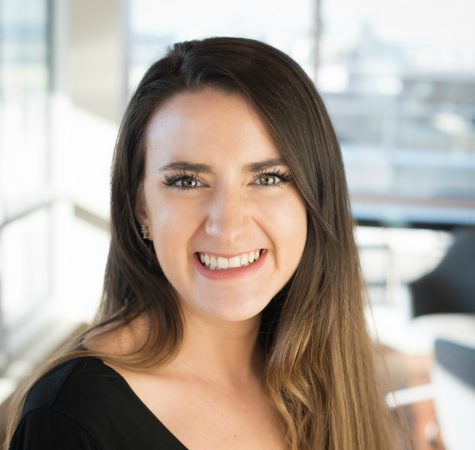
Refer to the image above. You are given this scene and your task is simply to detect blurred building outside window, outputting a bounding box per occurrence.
[318,0,475,226]
[128,0,315,92]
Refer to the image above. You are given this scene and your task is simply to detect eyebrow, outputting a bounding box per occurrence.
[158,158,287,173]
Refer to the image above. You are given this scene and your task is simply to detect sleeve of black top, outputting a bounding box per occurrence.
[9,408,100,450]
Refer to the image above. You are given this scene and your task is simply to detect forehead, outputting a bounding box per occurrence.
[144,88,281,164]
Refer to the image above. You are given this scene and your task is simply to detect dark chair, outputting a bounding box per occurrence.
[408,227,475,318]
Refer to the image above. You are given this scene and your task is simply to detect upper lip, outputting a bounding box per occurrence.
[195,249,263,258]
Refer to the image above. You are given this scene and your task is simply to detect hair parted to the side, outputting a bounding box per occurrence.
[4,36,408,450]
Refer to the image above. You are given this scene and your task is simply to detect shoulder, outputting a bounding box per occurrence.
[9,407,101,450]
[10,357,110,450]
[22,357,117,419]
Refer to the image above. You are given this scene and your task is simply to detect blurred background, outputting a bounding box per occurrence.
[0,0,474,448]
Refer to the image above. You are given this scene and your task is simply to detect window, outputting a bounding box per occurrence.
[128,0,315,91]
[0,0,52,370]
[318,0,475,226]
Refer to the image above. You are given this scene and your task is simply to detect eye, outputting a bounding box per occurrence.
[162,170,205,191]
[253,169,292,188]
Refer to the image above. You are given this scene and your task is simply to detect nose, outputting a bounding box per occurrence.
[204,188,249,245]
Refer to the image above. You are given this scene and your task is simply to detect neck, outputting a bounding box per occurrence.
[170,309,264,390]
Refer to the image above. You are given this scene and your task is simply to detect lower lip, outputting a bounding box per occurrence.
[193,250,267,280]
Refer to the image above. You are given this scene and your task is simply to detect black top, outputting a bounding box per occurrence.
[9,357,189,450]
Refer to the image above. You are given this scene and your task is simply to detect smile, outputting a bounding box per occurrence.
[196,249,263,270]
[193,249,267,280]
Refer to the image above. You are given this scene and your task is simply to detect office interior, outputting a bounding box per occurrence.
[0,0,474,449]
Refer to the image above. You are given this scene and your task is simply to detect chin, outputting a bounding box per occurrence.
[187,299,267,324]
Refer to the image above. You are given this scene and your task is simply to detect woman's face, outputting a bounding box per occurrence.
[137,87,307,324]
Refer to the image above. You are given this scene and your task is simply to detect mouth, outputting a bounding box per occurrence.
[194,249,265,270]
[192,249,268,280]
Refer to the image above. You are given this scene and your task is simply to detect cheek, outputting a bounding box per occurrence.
[260,193,307,257]
[149,204,195,291]
[269,198,306,233]
[151,200,199,249]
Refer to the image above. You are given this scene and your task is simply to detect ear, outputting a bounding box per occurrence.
[134,183,149,226]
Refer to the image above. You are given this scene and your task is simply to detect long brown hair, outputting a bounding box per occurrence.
[5,36,405,450]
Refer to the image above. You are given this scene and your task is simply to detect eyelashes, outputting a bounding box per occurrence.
[162,168,292,191]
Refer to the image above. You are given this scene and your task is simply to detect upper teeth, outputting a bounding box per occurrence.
[198,250,261,270]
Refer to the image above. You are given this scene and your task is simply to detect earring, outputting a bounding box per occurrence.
[140,224,151,240]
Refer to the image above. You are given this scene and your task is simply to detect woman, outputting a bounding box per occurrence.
[5,36,402,450]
